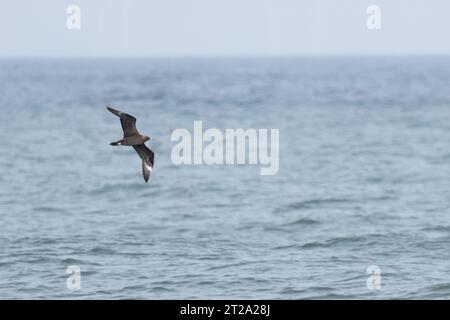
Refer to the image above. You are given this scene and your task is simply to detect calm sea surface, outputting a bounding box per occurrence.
[1,57,450,299]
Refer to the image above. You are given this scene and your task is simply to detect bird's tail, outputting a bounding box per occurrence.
[110,140,122,146]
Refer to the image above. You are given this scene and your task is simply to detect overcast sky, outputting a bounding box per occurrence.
[0,0,448,57]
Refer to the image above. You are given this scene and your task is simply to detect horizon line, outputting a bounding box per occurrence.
[2,53,450,59]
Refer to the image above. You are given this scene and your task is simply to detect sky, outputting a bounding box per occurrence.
[0,0,449,57]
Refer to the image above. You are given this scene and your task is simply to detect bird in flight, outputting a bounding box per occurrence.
[107,106,155,183]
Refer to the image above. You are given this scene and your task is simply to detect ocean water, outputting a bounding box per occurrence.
[1,57,450,299]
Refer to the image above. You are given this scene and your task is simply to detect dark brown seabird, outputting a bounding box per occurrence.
[107,106,155,182]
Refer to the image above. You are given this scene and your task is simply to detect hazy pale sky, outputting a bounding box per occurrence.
[0,0,449,56]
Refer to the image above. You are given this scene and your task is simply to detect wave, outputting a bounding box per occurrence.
[425,283,450,293]
[422,225,450,232]
[274,198,352,213]
[88,247,116,255]
[273,234,389,250]
[274,196,395,213]
[61,258,85,265]
[282,218,321,226]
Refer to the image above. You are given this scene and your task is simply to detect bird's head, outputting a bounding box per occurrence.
[144,136,153,142]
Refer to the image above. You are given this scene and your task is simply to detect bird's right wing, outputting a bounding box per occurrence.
[133,144,155,183]
[106,106,139,137]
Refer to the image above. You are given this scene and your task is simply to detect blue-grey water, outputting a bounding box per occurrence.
[1,57,450,299]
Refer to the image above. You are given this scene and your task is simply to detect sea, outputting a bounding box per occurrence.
[1,56,450,299]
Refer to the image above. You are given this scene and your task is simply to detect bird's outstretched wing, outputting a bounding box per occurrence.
[106,106,139,137]
[133,144,155,183]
